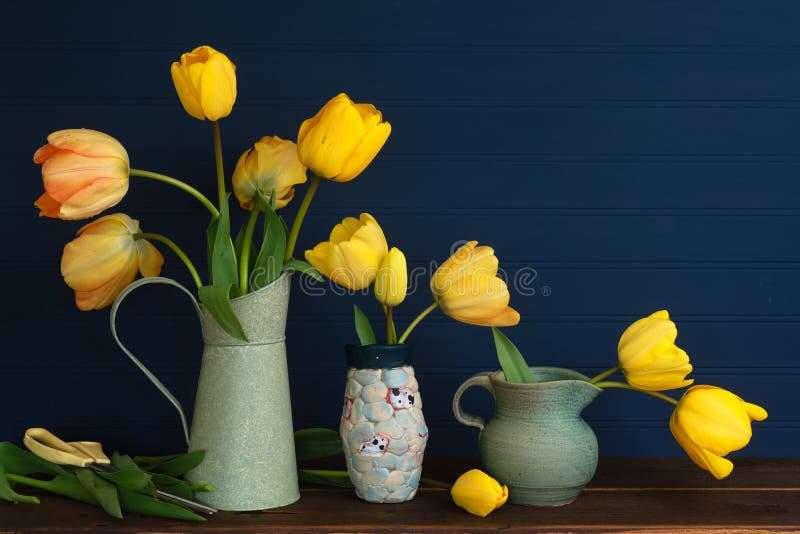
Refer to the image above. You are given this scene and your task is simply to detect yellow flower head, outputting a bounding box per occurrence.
[430,241,520,327]
[670,385,767,479]
[170,45,237,121]
[33,129,129,220]
[374,247,407,307]
[305,213,388,290]
[297,93,391,182]
[232,136,307,210]
[61,213,164,310]
[451,469,508,517]
[618,310,693,391]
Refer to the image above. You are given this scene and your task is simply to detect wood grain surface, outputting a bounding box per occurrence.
[1,458,798,533]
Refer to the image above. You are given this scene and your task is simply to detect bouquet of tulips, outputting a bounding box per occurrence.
[34,46,391,339]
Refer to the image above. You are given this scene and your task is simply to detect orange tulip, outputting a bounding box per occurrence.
[430,241,520,327]
[61,213,164,310]
[33,129,129,220]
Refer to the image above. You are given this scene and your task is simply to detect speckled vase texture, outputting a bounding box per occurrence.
[186,273,299,511]
[340,345,429,503]
[453,367,602,506]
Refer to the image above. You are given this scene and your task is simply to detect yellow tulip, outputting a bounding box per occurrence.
[232,136,307,210]
[170,45,237,121]
[33,129,129,220]
[670,385,768,479]
[451,469,508,517]
[618,310,693,391]
[374,247,407,307]
[296,93,391,182]
[430,241,520,327]
[304,213,388,290]
[61,213,164,310]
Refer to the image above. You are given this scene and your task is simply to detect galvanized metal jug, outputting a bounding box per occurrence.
[110,273,299,511]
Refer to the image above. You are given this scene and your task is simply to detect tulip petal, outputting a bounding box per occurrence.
[58,177,129,220]
[62,233,135,291]
[46,129,129,162]
[329,242,380,290]
[670,412,734,480]
[33,143,58,164]
[305,242,333,279]
[171,62,205,120]
[34,192,62,218]
[199,52,236,121]
[75,255,139,310]
[431,241,478,296]
[334,122,391,182]
[136,239,165,277]
[744,402,768,422]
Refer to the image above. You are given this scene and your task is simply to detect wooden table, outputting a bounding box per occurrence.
[2,458,799,533]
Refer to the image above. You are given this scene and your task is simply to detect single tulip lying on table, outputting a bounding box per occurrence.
[490,310,768,480]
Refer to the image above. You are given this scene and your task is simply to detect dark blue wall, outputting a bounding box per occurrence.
[2,2,795,459]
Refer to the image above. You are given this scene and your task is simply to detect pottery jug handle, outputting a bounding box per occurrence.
[109,277,202,447]
[452,372,494,432]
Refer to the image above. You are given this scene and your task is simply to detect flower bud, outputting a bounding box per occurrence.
[170,45,236,121]
[374,247,407,307]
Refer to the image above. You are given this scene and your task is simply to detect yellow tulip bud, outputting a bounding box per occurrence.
[170,45,237,121]
[618,310,693,391]
[61,214,164,310]
[430,241,520,327]
[670,385,767,479]
[451,469,508,517]
[375,247,407,307]
[297,93,391,182]
[304,213,388,290]
[232,136,307,210]
[33,129,129,220]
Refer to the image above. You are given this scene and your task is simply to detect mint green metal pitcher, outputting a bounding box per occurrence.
[109,273,299,511]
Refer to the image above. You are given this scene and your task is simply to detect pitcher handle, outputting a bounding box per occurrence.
[452,372,494,432]
[109,277,202,446]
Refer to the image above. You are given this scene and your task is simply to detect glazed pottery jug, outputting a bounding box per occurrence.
[453,367,601,506]
[109,273,299,511]
[340,344,429,503]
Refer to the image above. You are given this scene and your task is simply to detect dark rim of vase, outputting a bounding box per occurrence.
[345,343,412,369]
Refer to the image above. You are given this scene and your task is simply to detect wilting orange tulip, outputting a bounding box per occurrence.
[61,213,164,310]
[232,136,307,210]
[170,45,237,121]
[430,241,520,327]
[33,129,129,220]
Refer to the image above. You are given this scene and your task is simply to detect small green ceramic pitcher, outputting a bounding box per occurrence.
[452,367,601,506]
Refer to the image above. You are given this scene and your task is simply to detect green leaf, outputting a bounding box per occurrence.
[98,469,152,495]
[491,327,536,384]
[0,463,39,504]
[75,468,122,519]
[132,453,179,471]
[210,195,239,293]
[117,487,205,522]
[198,284,248,341]
[110,452,140,471]
[283,259,324,282]
[9,473,97,506]
[353,304,377,346]
[251,190,286,291]
[298,469,353,488]
[294,428,343,462]
[0,442,67,476]
[144,450,205,478]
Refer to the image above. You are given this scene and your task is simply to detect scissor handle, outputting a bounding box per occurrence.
[24,428,111,467]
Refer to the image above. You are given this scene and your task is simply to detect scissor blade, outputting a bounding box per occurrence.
[90,463,118,473]
[156,490,217,515]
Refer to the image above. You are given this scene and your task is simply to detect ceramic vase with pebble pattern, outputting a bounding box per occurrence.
[340,344,429,503]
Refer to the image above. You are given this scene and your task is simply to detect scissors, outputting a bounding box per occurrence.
[24,428,217,515]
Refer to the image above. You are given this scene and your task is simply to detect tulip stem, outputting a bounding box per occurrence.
[588,365,621,384]
[284,174,322,262]
[239,208,260,294]
[593,381,679,406]
[129,169,219,218]
[135,232,203,289]
[397,301,440,344]
[212,120,226,207]
[385,306,395,344]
